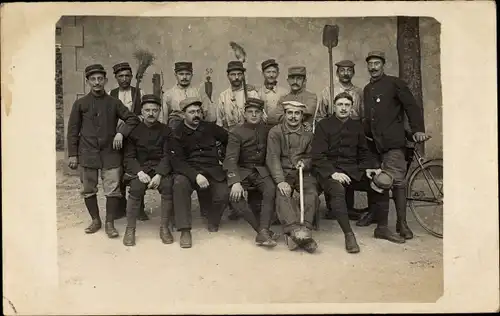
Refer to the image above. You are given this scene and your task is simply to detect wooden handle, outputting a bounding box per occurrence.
[299,166,304,224]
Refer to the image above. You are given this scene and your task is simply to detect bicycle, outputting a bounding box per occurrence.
[404,138,443,238]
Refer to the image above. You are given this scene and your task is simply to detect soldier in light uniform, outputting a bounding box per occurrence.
[256,59,289,126]
[223,98,279,247]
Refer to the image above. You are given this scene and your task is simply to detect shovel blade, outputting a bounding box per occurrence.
[322,24,339,48]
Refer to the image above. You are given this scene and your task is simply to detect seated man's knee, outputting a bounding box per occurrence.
[173,174,192,191]
[158,175,174,195]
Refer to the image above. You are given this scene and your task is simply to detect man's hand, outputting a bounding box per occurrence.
[148,174,162,189]
[413,132,431,143]
[303,122,313,132]
[331,172,351,185]
[230,182,245,202]
[365,168,382,180]
[196,174,210,189]
[277,181,292,196]
[113,133,124,150]
[138,114,145,122]
[262,111,268,123]
[68,156,78,169]
[296,160,305,170]
[137,171,151,184]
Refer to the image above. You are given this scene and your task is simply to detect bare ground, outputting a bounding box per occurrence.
[56,155,443,313]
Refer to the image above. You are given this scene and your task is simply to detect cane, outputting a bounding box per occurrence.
[299,165,305,224]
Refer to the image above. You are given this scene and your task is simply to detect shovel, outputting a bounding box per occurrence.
[299,165,305,224]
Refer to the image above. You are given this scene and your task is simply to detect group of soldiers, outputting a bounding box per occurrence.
[67,50,429,254]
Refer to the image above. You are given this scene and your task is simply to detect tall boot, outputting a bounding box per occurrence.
[123,195,141,246]
[84,195,101,234]
[373,191,405,244]
[393,187,413,239]
[114,183,127,220]
[159,196,174,244]
[105,197,120,238]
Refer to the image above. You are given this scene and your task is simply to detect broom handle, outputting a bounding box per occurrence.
[299,166,305,224]
[242,75,248,103]
[328,46,334,113]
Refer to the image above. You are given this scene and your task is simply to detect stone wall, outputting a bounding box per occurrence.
[59,16,442,158]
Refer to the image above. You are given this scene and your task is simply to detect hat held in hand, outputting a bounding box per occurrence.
[370,170,394,193]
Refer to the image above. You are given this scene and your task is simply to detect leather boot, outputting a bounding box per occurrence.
[255,229,277,247]
[114,197,127,220]
[374,226,405,244]
[85,219,102,234]
[160,226,174,244]
[84,196,101,234]
[105,222,119,238]
[179,230,192,248]
[393,188,414,239]
[123,227,136,246]
[344,232,360,253]
[105,197,120,238]
[302,238,318,253]
[356,210,376,227]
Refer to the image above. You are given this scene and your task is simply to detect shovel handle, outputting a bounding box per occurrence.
[299,166,305,224]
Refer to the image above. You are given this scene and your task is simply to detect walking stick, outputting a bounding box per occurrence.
[299,165,305,224]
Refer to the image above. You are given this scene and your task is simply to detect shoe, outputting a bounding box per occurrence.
[180,230,192,248]
[269,230,280,241]
[285,235,299,251]
[208,224,219,232]
[396,221,414,240]
[160,226,174,244]
[356,211,376,227]
[302,239,318,253]
[105,222,119,238]
[123,227,136,246]
[344,232,360,253]
[84,219,102,234]
[255,229,277,247]
[374,226,405,244]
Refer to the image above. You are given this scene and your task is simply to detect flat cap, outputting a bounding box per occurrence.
[174,61,193,72]
[335,60,355,68]
[288,66,307,77]
[113,62,132,74]
[85,64,106,78]
[227,60,246,73]
[370,170,394,193]
[244,98,265,110]
[141,94,162,106]
[261,59,279,71]
[180,97,203,111]
[282,100,307,112]
[366,51,386,62]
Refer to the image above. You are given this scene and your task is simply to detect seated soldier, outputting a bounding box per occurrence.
[169,97,230,248]
[122,94,174,246]
[266,100,320,253]
[223,98,279,247]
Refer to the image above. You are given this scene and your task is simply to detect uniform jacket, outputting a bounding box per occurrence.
[256,84,289,125]
[67,92,140,169]
[222,122,271,187]
[216,86,260,130]
[123,121,171,177]
[109,86,142,115]
[168,121,229,183]
[363,74,425,153]
[276,89,318,125]
[266,123,314,184]
[311,116,375,182]
[315,82,364,122]
[160,84,203,124]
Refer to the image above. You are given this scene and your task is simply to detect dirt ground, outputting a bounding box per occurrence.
[55,155,443,313]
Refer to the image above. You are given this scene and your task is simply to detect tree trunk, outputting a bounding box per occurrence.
[397,16,425,155]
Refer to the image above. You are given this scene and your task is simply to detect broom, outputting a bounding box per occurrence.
[132,49,155,114]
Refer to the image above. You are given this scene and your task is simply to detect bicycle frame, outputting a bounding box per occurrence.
[405,143,443,202]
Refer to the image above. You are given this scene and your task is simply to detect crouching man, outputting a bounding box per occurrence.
[266,101,320,253]
[223,98,278,247]
[169,97,230,248]
[122,94,174,246]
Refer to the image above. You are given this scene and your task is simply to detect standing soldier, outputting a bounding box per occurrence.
[266,100,320,253]
[313,60,366,220]
[169,98,230,248]
[363,51,429,240]
[122,94,174,247]
[67,64,140,238]
[109,61,148,222]
[223,98,279,247]
[256,59,289,126]
[160,61,204,129]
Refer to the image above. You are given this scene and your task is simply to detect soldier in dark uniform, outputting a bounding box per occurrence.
[362,51,429,240]
[169,97,230,248]
[109,61,149,222]
[67,64,140,238]
[122,94,174,247]
[223,98,278,247]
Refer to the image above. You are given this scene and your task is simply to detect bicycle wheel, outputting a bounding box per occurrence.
[407,159,443,238]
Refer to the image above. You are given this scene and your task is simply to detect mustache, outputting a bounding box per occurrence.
[192,116,201,120]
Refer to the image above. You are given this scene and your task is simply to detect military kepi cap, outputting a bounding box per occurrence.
[261,59,279,71]
[180,97,203,111]
[281,100,307,112]
[141,94,162,106]
[113,62,132,74]
[85,64,106,78]
[335,60,355,68]
[288,66,307,77]
[370,170,394,193]
[366,51,386,62]
[227,60,246,72]
[174,61,193,72]
[245,98,265,110]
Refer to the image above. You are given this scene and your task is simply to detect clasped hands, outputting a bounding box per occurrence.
[330,168,382,185]
[137,171,162,189]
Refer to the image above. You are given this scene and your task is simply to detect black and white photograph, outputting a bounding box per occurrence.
[2,2,498,315]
